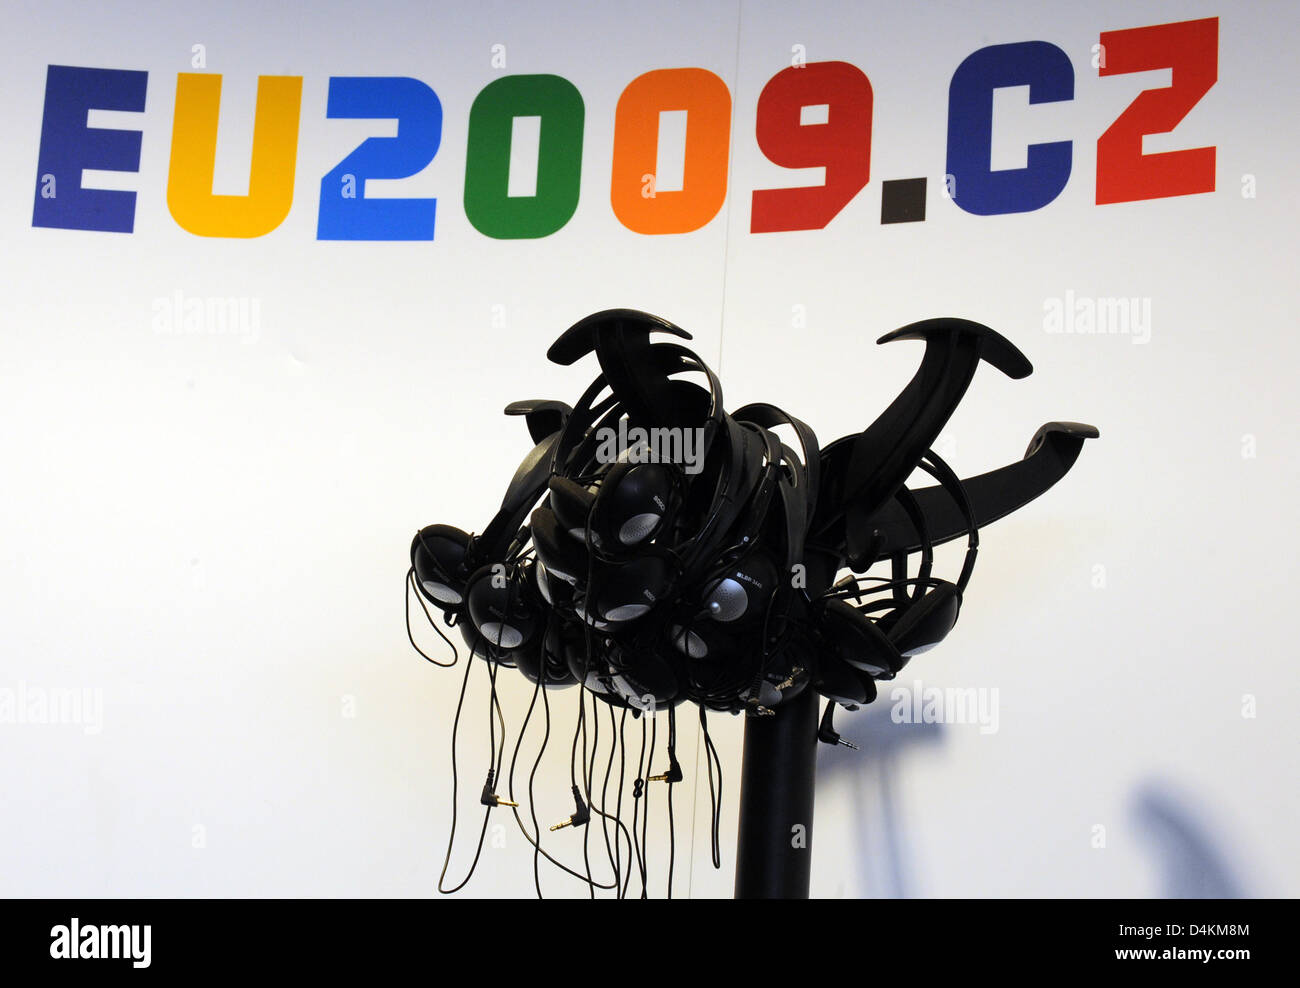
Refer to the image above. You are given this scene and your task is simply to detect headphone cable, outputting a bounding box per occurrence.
[437,644,492,894]
[406,568,457,667]
[665,706,677,898]
[700,707,723,869]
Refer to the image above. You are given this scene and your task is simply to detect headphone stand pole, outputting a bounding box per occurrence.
[733,683,819,898]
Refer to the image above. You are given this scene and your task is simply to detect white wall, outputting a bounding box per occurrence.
[0,0,1295,897]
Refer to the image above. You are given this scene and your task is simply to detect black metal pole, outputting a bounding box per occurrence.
[733,685,819,898]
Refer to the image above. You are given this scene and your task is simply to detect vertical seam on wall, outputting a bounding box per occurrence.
[687,0,746,902]
[714,0,745,380]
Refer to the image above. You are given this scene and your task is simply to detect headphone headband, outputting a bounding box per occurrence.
[551,344,722,478]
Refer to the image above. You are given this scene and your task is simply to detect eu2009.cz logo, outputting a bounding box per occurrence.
[32,17,1217,241]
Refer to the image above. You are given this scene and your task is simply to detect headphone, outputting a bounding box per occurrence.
[414,310,987,717]
[403,307,1092,899]
[549,340,748,556]
[411,420,571,671]
[667,424,784,660]
[726,402,821,624]
[535,321,772,637]
[665,407,823,712]
[814,446,979,690]
[529,309,826,714]
[410,424,558,609]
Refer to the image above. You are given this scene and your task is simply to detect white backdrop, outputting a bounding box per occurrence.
[1,0,1296,898]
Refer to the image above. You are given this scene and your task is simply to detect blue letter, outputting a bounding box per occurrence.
[32,65,148,233]
[946,42,1073,215]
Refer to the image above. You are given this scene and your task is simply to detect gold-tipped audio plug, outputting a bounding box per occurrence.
[648,752,682,784]
[632,750,683,798]
[480,770,519,808]
[549,786,590,831]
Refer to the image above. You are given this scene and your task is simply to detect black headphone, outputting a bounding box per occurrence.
[814,447,979,687]
[415,310,988,717]
[410,424,558,609]
[671,405,821,632]
[411,413,572,669]
[667,424,784,660]
[728,402,821,623]
[537,317,772,638]
[507,577,578,689]
[549,339,749,560]
[530,309,821,714]
[665,409,825,713]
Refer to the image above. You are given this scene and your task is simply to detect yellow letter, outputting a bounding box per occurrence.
[168,73,302,237]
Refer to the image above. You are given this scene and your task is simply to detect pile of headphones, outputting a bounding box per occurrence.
[408,308,1028,726]
[406,308,1098,896]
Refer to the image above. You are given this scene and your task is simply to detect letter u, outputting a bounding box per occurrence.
[167,73,302,237]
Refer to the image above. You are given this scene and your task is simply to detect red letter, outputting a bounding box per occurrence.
[1096,17,1217,204]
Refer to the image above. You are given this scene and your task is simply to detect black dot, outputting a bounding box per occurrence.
[881,178,927,224]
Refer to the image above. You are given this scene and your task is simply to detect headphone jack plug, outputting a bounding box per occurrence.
[549,786,590,831]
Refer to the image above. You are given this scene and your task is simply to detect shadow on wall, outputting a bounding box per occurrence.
[1131,780,1246,899]
[818,707,1249,898]
[818,702,944,899]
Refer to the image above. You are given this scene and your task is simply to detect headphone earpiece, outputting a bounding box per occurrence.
[458,619,517,667]
[590,552,675,624]
[670,620,765,705]
[512,622,578,688]
[819,598,902,679]
[531,507,591,585]
[548,476,597,541]
[699,551,779,624]
[666,613,758,662]
[533,559,574,609]
[608,643,681,710]
[588,460,677,554]
[411,524,473,607]
[572,591,612,630]
[555,626,629,706]
[667,620,709,659]
[888,583,961,658]
[465,563,542,650]
[813,648,877,706]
